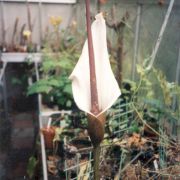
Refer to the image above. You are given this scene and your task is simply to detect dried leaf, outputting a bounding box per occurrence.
[47,160,58,175]
[77,162,89,180]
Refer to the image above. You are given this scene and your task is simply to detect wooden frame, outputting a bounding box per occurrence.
[3,0,76,4]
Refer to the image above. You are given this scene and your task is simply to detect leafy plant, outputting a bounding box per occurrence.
[136,65,180,113]
[27,19,82,109]
[27,156,38,179]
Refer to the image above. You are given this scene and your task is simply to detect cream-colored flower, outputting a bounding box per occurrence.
[49,16,62,26]
[71,20,77,27]
[23,30,31,38]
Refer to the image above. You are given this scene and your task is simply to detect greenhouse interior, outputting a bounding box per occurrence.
[0,0,180,179]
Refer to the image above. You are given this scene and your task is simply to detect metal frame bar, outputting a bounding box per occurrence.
[3,0,76,4]
[174,45,180,143]
[1,73,8,121]
[38,0,43,47]
[172,46,180,111]
[0,1,5,46]
[146,0,175,70]
[1,53,41,63]
[0,62,7,84]
[34,61,48,180]
[132,4,142,80]
[175,46,180,85]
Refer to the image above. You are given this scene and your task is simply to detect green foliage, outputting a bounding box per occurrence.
[11,77,24,85]
[27,30,81,109]
[54,127,64,142]
[136,64,154,99]
[27,156,38,179]
[154,69,175,106]
[107,64,180,139]
[128,121,140,133]
[136,65,177,108]
[135,64,180,134]
[27,78,62,95]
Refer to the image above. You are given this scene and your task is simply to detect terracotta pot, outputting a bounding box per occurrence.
[99,0,107,4]
[41,126,56,149]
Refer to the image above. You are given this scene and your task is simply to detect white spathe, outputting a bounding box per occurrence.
[69,13,121,117]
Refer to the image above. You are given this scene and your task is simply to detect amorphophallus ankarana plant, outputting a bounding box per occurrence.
[69,0,121,179]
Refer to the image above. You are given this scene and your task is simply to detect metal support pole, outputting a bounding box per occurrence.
[38,0,43,48]
[173,46,180,143]
[0,1,5,46]
[132,3,142,80]
[175,47,180,85]
[146,0,175,70]
[35,62,48,180]
[0,62,7,84]
[2,74,8,121]
[0,51,8,121]
[172,46,180,110]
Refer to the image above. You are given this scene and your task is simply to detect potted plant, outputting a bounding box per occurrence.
[41,126,57,149]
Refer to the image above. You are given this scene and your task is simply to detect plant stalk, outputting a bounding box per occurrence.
[85,1,101,179]
[12,17,19,46]
[85,0,99,116]
[93,144,101,180]
[26,1,32,43]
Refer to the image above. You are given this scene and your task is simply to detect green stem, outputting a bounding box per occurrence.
[93,144,101,180]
